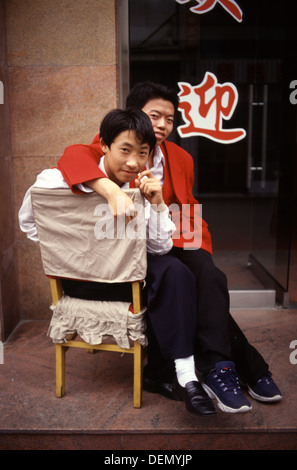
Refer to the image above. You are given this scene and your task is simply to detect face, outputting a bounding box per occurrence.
[101,130,150,186]
[141,98,175,146]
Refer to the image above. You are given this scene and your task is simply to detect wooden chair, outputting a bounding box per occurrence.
[31,187,147,408]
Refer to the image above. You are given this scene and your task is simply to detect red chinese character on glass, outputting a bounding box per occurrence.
[177,72,246,144]
[176,0,243,23]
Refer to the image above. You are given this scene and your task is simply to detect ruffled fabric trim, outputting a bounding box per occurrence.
[47,295,147,349]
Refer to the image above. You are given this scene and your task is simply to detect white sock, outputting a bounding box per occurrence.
[174,355,198,387]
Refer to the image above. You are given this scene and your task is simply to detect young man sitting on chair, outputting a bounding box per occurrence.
[19,107,216,417]
[55,82,282,413]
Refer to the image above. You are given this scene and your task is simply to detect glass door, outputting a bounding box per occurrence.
[128,0,296,306]
[242,3,296,306]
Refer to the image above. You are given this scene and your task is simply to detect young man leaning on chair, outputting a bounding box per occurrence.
[19,107,216,417]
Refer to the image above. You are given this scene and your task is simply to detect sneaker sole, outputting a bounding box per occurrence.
[202,383,252,414]
[248,387,283,403]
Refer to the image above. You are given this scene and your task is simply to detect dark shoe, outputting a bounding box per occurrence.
[173,377,216,416]
[247,372,283,402]
[203,361,252,413]
[143,376,181,401]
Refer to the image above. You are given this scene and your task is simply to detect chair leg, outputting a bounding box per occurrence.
[56,344,66,397]
[133,341,143,408]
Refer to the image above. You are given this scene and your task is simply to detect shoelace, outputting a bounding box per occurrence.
[216,367,241,394]
[256,372,272,384]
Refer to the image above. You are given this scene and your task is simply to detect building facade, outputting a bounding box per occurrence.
[1,0,296,341]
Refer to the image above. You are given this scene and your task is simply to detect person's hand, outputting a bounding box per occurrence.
[135,170,166,211]
[106,185,136,224]
[86,177,136,224]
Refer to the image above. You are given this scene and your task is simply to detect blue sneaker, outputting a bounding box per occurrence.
[247,372,282,402]
[203,361,252,413]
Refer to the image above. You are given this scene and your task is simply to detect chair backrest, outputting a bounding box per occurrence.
[31,187,147,283]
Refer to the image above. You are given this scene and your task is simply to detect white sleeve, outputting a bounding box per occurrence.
[18,186,40,243]
[75,183,94,193]
[145,202,176,255]
[18,168,70,243]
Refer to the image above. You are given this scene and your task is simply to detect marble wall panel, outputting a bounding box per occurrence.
[1,253,20,337]
[0,156,20,338]
[17,241,52,320]
[6,0,118,321]
[0,157,15,251]
[0,0,20,340]
[15,155,64,319]
[0,0,6,65]
[9,65,117,157]
[0,65,11,157]
[14,155,59,229]
[5,0,116,66]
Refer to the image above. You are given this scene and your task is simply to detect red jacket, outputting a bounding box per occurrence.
[57,135,213,254]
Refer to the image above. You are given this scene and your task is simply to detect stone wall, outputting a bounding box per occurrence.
[1,0,118,339]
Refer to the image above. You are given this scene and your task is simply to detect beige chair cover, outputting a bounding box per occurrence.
[31,187,147,348]
[31,188,147,283]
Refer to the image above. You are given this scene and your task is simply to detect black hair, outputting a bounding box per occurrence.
[126,81,179,114]
[99,107,156,151]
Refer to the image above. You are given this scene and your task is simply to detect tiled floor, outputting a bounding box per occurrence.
[1,307,297,450]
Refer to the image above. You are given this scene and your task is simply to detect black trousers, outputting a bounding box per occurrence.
[62,248,269,385]
[145,247,269,384]
[62,252,198,364]
[144,253,197,361]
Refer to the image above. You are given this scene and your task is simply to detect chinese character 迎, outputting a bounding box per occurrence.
[177,72,246,144]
